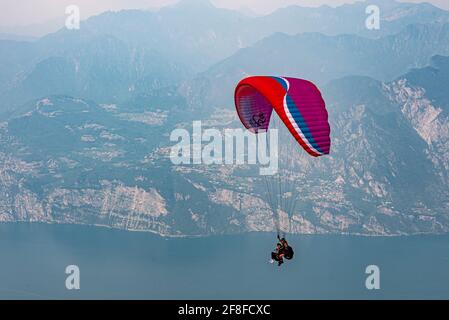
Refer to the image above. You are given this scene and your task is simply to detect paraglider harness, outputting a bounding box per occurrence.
[283,244,294,260]
[278,235,294,260]
[271,235,294,266]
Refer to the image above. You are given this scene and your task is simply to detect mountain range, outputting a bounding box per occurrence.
[2,0,449,116]
[0,0,448,236]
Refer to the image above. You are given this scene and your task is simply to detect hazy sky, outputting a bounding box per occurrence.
[1,0,448,27]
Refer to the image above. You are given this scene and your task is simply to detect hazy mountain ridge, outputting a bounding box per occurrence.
[0,33,191,118]
[186,22,449,110]
[1,0,448,118]
[252,0,449,39]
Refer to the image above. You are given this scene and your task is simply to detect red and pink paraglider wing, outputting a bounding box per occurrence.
[234,76,331,157]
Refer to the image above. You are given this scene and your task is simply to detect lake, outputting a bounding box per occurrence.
[0,223,448,299]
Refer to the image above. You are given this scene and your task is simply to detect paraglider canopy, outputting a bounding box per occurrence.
[234,76,330,157]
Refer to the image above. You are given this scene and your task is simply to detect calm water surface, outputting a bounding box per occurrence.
[0,223,448,299]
